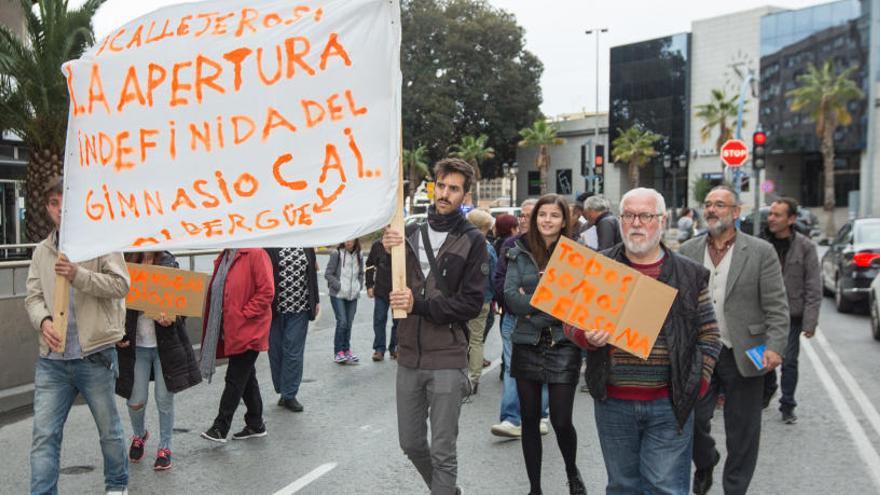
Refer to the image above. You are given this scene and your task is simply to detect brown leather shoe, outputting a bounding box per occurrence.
[372,351,384,362]
[390,350,398,360]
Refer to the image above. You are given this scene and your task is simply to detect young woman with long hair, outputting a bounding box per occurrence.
[504,194,586,495]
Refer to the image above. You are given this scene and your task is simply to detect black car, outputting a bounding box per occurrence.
[738,206,818,238]
[821,218,880,313]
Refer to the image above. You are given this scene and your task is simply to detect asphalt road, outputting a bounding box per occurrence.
[2,250,880,494]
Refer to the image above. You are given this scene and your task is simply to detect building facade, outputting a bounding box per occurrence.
[610,0,876,224]
[609,33,690,211]
[688,7,780,209]
[515,112,609,206]
[759,0,870,214]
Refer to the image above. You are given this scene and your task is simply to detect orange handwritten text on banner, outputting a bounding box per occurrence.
[59,0,401,262]
[529,237,677,359]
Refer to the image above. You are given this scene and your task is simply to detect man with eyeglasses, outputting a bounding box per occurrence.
[680,185,789,495]
[579,187,720,494]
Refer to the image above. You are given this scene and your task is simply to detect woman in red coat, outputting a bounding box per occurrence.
[198,248,275,443]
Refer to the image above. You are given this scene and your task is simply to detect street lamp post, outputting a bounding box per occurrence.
[503,162,519,207]
[663,154,686,225]
[586,28,608,193]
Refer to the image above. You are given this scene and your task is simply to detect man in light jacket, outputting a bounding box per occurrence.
[26,177,131,495]
[680,185,789,495]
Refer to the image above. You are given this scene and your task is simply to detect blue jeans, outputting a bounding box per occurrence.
[31,349,128,494]
[129,346,174,450]
[268,312,309,400]
[594,397,693,495]
[331,296,358,354]
[499,314,548,424]
[372,296,398,353]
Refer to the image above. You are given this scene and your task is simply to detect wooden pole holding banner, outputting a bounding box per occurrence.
[52,274,70,353]
[391,142,408,319]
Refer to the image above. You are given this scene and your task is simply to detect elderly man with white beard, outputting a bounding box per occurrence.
[577,188,721,495]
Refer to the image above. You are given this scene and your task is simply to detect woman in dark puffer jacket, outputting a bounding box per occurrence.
[116,251,202,471]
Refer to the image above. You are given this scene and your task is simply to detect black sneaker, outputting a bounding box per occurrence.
[781,409,798,424]
[128,431,149,462]
[232,424,267,440]
[282,398,304,412]
[200,426,227,443]
[153,448,172,471]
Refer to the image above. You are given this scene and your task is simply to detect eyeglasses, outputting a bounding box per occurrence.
[703,201,735,210]
[620,212,663,224]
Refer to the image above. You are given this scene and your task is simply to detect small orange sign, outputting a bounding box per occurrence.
[126,262,208,318]
[529,237,677,359]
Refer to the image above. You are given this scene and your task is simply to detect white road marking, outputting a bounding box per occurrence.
[802,338,880,490]
[813,331,880,440]
[481,358,502,376]
[272,462,338,495]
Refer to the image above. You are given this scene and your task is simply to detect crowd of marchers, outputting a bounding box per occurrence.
[23,156,820,495]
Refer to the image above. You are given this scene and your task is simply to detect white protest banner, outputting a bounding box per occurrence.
[59,0,401,262]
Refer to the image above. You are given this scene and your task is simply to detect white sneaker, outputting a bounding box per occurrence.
[106,489,128,495]
[540,418,550,435]
[490,420,522,438]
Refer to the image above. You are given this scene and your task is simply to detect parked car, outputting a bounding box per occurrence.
[821,218,880,313]
[738,206,819,238]
[867,276,880,341]
[489,206,521,219]
[405,213,427,227]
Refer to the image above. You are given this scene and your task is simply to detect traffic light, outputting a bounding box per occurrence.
[580,144,590,176]
[752,130,767,169]
[594,144,605,174]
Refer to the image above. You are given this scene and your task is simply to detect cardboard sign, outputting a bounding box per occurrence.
[530,237,677,359]
[126,263,208,318]
[59,0,402,262]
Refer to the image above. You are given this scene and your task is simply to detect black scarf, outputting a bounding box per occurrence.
[427,205,466,233]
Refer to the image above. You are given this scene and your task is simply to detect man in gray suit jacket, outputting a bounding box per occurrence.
[679,185,789,495]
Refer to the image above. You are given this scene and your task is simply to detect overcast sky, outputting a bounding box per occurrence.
[80,0,834,117]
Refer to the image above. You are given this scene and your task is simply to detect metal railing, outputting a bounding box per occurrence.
[0,248,222,300]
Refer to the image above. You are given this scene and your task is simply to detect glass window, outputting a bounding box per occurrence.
[794,9,812,35]
[834,223,852,245]
[761,15,777,41]
[813,4,833,31]
[855,222,880,244]
[776,12,794,37]
[831,0,858,25]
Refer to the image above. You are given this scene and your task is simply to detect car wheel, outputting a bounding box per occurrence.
[872,293,880,341]
[835,278,855,313]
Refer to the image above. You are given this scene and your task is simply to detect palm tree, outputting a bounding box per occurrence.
[787,60,864,237]
[0,0,106,242]
[518,120,564,195]
[449,134,494,204]
[403,145,430,211]
[694,89,743,173]
[611,126,662,188]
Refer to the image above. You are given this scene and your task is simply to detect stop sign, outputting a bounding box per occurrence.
[720,139,749,167]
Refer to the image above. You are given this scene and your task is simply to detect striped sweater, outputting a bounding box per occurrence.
[607,258,721,401]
